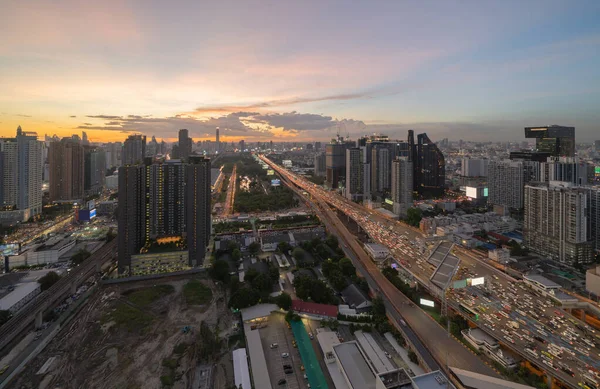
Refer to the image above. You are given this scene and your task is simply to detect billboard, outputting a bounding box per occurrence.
[391,263,398,269]
[420,298,435,308]
[466,187,478,199]
[267,169,275,176]
[0,244,19,257]
[453,279,468,289]
[384,198,394,205]
[89,208,97,219]
[271,179,281,187]
[483,187,489,197]
[471,277,485,286]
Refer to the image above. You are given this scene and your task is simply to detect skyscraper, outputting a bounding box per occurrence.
[118,157,211,273]
[460,158,489,177]
[84,146,106,196]
[81,131,89,146]
[0,126,43,220]
[540,157,591,186]
[178,129,192,160]
[216,127,220,153]
[412,132,445,197]
[524,125,575,157]
[391,157,413,216]
[49,138,85,202]
[371,146,391,193]
[487,160,526,210]
[524,182,593,265]
[345,148,363,201]
[326,142,347,189]
[122,134,146,165]
[314,153,326,177]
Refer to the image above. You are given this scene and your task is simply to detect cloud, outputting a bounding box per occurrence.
[15,114,32,118]
[83,122,93,126]
[252,112,336,131]
[69,115,77,118]
[191,92,372,115]
[86,115,122,120]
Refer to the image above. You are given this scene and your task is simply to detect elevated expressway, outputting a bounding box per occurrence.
[260,155,590,389]
[0,239,117,353]
[261,156,500,381]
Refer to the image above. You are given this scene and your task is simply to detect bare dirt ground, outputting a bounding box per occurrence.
[8,277,238,389]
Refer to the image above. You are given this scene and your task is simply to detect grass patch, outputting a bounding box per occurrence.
[183,280,213,305]
[104,303,154,332]
[160,374,175,387]
[173,343,188,355]
[126,285,175,307]
[162,358,179,369]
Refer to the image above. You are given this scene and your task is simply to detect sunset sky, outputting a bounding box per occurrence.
[1,0,600,143]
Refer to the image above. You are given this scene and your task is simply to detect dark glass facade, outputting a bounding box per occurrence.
[524,125,575,157]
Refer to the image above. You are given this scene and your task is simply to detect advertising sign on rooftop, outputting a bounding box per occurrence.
[271,179,281,187]
[0,244,19,257]
[384,198,394,205]
[471,277,485,286]
[267,169,275,176]
[420,298,435,308]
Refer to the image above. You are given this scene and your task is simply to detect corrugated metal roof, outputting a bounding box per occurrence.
[0,282,40,311]
[232,348,251,389]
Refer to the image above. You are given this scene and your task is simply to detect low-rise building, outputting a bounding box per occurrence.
[587,265,600,296]
[340,284,372,313]
[0,282,41,313]
[461,328,518,370]
[364,243,390,261]
[488,248,511,264]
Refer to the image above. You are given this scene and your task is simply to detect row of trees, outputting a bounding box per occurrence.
[293,274,336,305]
[234,185,298,213]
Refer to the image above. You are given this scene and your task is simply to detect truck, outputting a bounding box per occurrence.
[508,321,520,330]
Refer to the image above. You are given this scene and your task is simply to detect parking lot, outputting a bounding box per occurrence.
[260,313,308,389]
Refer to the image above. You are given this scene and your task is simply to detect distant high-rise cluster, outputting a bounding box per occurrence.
[172,129,192,160]
[49,137,85,202]
[0,126,43,223]
[122,134,146,165]
[118,156,211,273]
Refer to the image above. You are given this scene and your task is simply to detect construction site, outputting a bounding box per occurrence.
[7,277,239,389]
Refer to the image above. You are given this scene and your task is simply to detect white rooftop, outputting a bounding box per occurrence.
[333,342,376,389]
[450,366,535,389]
[240,303,278,322]
[0,282,40,311]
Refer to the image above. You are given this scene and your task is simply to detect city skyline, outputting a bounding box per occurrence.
[2,1,600,143]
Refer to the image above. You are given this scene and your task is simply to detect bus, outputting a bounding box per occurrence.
[459,303,479,321]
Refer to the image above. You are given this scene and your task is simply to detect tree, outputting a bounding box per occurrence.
[70,249,91,265]
[339,257,356,277]
[268,264,280,282]
[243,268,259,284]
[372,296,386,319]
[405,207,422,227]
[228,287,261,309]
[232,248,241,262]
[325,234,338,249]
[227,240,239,252]
[277,241,291,253]
[407,350,419,364]
[292,247,306,262]
[276,292,292,310]
[251,273,273,292]
[38,271,60,291]
[248,242,261,255]
[328,272,348,291]
[210,260,231,283]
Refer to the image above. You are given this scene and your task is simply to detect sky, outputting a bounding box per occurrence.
[1,0,600,143]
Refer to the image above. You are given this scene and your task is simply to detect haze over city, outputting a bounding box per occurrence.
[2,0,600,143]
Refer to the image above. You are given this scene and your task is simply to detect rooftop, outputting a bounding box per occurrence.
[333,342,376,389]
[411,370,456,389]
[291,300,338,318]
[523,274,561,289]
[449,366,534,389]
[240,303,278,322]
[341,284,370,308]
[0,282,40,311]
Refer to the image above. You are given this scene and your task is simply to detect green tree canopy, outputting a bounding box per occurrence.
[248,242,261,255]
[339,257,356,277]
[228,287,261,309]
[275,292,292,310]
[38,271,60,291]
[405,207,422,227]
[210,260,231,283]
[232,248,241,261]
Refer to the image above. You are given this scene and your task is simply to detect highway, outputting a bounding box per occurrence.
[260,154,600,389]
[221,164,237,217]
[266,157,500,380]
[0,239,116,353]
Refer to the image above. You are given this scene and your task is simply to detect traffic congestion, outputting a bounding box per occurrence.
[260,154,600,389]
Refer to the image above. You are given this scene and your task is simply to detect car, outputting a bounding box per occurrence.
[384,351,391,358]
[284,368,294,374]
[281,353,289,358]
[278,379,287,385]
[270,343,278,349]
[283,364,292,369]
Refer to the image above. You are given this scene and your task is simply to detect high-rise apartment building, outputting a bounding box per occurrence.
[524,182,594,265]
[461,158,489,177]
[409,131,445,197]
[540,157,591,186]
[314,153,326,177]
[104,142,122,169]
[118,157,211,273]
[373,147,391,193]
[49,138,85,202]
[345,148,364,201]
[84,146,106,196]
[487,160,526,210]
[0,126,43,221]
[326,142,348,189]
[122,134,146,165]
[391,157,413,216]
[524,125,575,157]
[177,129,192,160]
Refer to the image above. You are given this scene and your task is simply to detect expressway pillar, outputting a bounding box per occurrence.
[95,261,101,273]
[546,372,552,388]
[35,311,43,329]
[70,282,77,295]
